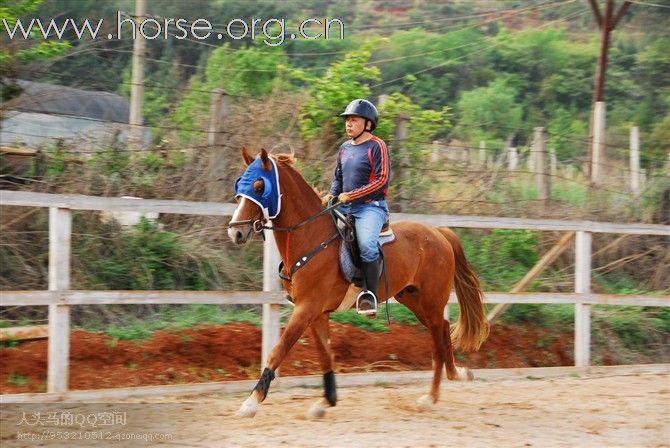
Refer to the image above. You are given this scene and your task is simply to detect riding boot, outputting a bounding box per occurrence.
[357,257,382,316]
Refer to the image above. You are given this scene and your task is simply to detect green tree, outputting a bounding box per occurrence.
[1,0,70,99]
[291,46,380,140]
[455,77,522,151]
[170,44,289,142]
[547,107,587,163]
[374,27,490,109]
[645,111,670,171]
[374,92,452,206]
[492,26,596,118]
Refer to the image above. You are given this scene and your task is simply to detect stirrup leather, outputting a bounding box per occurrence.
[356,290,378,315]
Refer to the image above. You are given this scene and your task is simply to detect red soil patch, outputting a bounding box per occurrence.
[0,322,574,394]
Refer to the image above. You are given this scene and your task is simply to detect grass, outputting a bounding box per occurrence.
[0,339,20,349]
[98,305,261,340]
[330,304,422,332]
[499,304,574,327]
[489,174,588,207]
[8,373,28,387]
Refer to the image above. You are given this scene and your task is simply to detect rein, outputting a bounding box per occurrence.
[228,202,344,282]
[227,201,342,235]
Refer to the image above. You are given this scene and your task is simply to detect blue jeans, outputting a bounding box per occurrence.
[340,200,389,263]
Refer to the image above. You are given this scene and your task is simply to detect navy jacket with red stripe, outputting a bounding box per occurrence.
[329,135,390,204]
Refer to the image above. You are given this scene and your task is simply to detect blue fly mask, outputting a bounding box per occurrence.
[234,156,282,220]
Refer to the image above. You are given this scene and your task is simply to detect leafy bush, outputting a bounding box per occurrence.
[83,218,187,290]
[459,229,540,291]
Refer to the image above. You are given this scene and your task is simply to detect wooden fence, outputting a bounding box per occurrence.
[1,190,668,394]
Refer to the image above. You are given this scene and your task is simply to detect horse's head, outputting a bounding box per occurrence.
[227,147,282,244]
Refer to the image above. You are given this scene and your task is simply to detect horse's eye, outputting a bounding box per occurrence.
[253,179,264,195]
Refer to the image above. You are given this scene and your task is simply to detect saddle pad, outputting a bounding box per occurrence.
[339,231,396,284]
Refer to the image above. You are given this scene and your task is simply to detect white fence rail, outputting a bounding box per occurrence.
[1,190,669,394]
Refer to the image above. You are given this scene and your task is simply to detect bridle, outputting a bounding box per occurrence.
[227,215,268,241]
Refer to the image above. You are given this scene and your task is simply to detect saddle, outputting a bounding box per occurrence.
[330,205,395,287]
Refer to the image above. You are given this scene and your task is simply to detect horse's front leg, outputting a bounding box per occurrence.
[236,305,318,418]
[305,312,337,419]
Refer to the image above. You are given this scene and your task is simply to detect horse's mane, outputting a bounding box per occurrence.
[270,153,295,165]
[269,153,324,197]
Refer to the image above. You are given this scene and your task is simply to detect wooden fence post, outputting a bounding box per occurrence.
[478,141,486,168]
[207,89,229,200]
[262,229,282,375]
[207,89,226,147]
[128,0,146,152]
[630,126,640,196]
[534,127,550,205]
[394,114,408,212]
[48,207,71,393]
[378,94,389,107]
[549,147,558,176]
[575,230,592,367]
[508,146,518,171]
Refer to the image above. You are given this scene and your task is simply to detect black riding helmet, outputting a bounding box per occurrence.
[340,99,379,132]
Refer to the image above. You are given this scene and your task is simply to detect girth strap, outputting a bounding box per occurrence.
[278,232,340,282]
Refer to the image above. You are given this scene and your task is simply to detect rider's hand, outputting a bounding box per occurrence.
[321,193,334,206]
[338,192,353,204]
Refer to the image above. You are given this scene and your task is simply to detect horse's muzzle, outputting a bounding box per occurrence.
[231,228,247,244]
[228,219,264,244]
[227,225,250,244]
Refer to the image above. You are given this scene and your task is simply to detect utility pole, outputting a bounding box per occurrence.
[587,0,632,183]
[128,0,146,151]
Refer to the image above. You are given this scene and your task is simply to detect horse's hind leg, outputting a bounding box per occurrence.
[397,294,447,409]
[305,312,337,419]
[443,319,473,381]
[419,312,448,408]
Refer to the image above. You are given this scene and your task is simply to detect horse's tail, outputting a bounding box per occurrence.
[439,228,489,352]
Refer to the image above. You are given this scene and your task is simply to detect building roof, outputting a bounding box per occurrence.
[3,80,131,123]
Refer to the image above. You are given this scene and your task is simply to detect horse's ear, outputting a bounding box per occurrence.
[241,147,254,166]
[260,148,271,171]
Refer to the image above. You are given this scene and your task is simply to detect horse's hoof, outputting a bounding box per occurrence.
[416,395,434,411]
[306,401,326,419]
[456,366,474,381]
[235,394,259,418]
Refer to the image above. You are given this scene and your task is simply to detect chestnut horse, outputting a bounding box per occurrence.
[228,148,489,418]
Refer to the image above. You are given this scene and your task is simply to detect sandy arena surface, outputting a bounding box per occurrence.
[2,368,669,447]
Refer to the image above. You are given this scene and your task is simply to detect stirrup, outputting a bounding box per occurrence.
[356,290,378,316]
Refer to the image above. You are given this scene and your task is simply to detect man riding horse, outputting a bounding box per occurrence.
[321,99,391,316]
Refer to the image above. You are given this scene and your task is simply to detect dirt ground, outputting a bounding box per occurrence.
[1,322,575,394]
[1,369,668,447]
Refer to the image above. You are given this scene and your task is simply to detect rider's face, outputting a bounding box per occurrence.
[345,116,367,138]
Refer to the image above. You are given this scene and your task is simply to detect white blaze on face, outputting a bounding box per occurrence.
[227,197,247,241]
